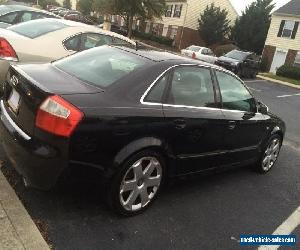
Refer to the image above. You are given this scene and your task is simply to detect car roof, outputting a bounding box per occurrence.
[8,18,135,44]
[0,5,53,15]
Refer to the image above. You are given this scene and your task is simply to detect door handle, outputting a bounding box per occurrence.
[173,119,186,130]
[228,121,236,130]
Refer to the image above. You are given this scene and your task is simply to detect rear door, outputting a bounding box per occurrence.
[160,66,227,174]
[214,69,267,164]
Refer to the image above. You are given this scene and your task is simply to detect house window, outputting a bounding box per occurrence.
[295,52,300,67]
[281,20,295,38]
[170,26,178,39]
[173,4,183,18]
[165,5,173,17]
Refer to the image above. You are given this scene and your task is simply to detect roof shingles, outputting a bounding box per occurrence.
[274,0,300,16]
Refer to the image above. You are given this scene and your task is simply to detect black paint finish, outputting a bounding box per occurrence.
[0,46,285,190]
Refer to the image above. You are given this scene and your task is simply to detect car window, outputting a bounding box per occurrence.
[144,74,169,103]
[8,19,68,38]
[54,46,147,88]
[81,33,112,50]
[0,12,18,24]
[20,12,34,22]
[188,46,200,52]
[64,34,81,51]
[166,66,215,107]
[216,70,256,112]
[207,49,214,56]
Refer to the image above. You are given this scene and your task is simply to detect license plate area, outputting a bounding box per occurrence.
[8,88,21,114]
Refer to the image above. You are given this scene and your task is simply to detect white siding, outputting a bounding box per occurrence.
[185,0,238,30]
[265,14,300,51]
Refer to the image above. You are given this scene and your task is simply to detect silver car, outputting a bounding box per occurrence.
[0,5,59,29]
[0,18,135,86]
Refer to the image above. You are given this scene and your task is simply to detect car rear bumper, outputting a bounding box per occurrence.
[0,100,68,190]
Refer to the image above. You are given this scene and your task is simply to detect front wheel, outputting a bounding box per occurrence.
[255,135,282,173]
[108,150,164,216]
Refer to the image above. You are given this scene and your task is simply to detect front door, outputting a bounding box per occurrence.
[161,66,227,174]
[270,49,287,73]
[214,70,267,164]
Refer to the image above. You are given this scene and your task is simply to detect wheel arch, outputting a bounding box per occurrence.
[107,137,175,179]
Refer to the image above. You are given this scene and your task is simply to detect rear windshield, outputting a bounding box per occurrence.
[8,19,67,38]
[225,50,249,61]
[54,46,147,88]
[0,6,12,15]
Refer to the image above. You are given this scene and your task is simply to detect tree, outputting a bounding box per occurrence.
[38,0,60,9]
[63,0,71,9]
[78,0,94,15]
[198,4,230,46]
[231,0,275,54]
[93,0,166,38]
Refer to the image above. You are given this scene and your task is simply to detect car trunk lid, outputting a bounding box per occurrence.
[2,64,102,136]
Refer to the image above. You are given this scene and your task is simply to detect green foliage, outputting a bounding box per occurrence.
[38,0,60,9]
[93,0,166,37]
[63,0,71,9]
[198,4,230,46]
[134,30,173,46]
[231,0,274,55]
[214,44,238,57]
[78,0,94,15]
[276,65,300,80]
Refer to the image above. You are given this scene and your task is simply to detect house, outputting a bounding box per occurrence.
[56,0,78,10]
[262,0,300,73]
[137,0,238,49]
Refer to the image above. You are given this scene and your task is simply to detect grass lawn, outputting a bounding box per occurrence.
[260,73,300,86]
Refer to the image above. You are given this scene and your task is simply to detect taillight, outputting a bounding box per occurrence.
[0,37,18,61]
[35,95,83,137]
[192,52,196,59]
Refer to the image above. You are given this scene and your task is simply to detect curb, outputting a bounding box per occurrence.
[257,75,300,90]
[0,171,49,250]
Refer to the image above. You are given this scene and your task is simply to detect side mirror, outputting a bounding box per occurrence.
[257,101,269,114]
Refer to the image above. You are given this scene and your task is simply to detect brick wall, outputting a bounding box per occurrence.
[261,45,276,72]
[285,49,298,66]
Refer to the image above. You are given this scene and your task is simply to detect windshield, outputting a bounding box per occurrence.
[54,46,147,88]
[225,50,249,61]
[188,46,201,52]
[8,19,67,38]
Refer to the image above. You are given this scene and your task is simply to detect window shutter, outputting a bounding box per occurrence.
[291,21,299,39]
[277,20,285,37]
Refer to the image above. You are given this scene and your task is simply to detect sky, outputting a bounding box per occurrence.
[230,0,291,14]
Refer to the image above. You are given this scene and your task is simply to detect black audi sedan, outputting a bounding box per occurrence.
[0,46,285,215]
[215,50,260,79]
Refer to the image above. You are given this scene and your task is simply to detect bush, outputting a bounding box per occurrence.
[214,43,238,57]
[133,30,174,47]
[276,65,300,80]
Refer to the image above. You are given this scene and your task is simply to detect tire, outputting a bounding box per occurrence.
[251,71,258,79]
[107,149,165,216]
[255,134,282,174]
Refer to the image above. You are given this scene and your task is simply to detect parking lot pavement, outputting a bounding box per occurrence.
[244,79,300,147]
[0,78,299,249]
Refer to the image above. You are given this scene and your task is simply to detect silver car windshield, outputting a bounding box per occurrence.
[8,19,68,38]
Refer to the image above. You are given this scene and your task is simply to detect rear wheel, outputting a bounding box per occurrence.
[108,150,164,216]
[255,135,282,173]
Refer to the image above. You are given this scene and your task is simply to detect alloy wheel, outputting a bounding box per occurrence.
[119,156,162,212]
[262,138,281,172]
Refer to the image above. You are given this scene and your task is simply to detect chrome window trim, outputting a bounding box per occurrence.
[140,63,261,114]
[0,100,31,141]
